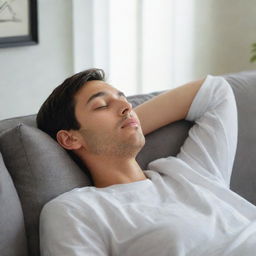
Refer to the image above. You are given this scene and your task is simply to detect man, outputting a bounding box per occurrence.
[38,68,256,255]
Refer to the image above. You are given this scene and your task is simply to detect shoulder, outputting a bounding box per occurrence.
[40,186,97,217]
[202,75,233,96]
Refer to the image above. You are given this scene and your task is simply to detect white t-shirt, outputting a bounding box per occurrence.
[40,76,256,256]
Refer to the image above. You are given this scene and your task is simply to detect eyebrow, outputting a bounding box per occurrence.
[86,91,126,105]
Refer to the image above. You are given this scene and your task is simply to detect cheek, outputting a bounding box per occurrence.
[88,114,118,130]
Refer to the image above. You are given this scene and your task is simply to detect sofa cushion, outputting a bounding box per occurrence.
[224,70,256,205]
[0,152,28,256]
[0,115,36,134]
[0,124,91,256]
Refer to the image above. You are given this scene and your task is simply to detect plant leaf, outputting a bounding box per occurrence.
[250,55,256,63]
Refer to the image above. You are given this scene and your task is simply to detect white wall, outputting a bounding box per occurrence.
[0,0,73,119]
[0,0,256,119]
[190,0,256,80]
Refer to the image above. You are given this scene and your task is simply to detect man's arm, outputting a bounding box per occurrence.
[146,75,238,187]
[134,79,205,135]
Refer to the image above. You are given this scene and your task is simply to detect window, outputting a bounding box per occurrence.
[72,0,195,95]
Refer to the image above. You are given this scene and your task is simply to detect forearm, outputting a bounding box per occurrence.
[134,78,205,135]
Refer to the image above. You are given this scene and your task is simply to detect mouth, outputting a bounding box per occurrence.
[121,117,139,129]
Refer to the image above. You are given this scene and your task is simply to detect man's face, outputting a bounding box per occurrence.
[73,80,145,157]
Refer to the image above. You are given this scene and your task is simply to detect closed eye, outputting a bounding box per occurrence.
[95,105,108,110]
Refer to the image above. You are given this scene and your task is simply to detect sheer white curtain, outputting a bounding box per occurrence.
[72,0,195,95]
[108,0,177,95]
[108,0,138,95]
[108,0,196,94]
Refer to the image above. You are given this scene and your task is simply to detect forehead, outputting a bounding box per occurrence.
[75,80,118,103]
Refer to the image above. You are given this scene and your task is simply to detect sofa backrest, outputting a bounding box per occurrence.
[223,70,256,204]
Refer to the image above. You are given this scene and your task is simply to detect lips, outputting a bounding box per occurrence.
[121,117,139,129]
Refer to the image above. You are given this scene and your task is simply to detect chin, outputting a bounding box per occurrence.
[131,129,145,144]
[132,133,145,151]
[119,133,145,158]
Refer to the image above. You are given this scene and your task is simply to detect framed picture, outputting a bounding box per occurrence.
[0,0,38,48]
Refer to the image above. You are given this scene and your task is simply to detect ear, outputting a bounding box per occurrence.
[56,130,82,150]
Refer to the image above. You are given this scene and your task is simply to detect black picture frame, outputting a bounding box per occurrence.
[0,0,38,48]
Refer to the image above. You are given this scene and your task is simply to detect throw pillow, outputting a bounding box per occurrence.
[0,124,90,256]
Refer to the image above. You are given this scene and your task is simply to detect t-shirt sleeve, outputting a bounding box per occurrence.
[176,75,238,187]
[40,200,108,256]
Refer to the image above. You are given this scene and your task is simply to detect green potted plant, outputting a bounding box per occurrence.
[251,43,256,63]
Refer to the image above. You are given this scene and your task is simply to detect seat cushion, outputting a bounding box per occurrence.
[0,152,28,256]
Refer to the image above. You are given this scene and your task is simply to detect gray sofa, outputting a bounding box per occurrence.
[0,70,256,256]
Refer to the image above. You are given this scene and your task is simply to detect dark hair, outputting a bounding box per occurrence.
[36,68,105,139]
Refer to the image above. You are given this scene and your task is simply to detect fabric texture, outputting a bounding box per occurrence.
[0,152,28,256]
[0,125,91,256]
[40,76,256,256]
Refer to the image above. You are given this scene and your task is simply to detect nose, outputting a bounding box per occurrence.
[118,100,133,116]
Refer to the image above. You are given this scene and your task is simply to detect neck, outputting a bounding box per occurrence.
[80,154,147,188]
